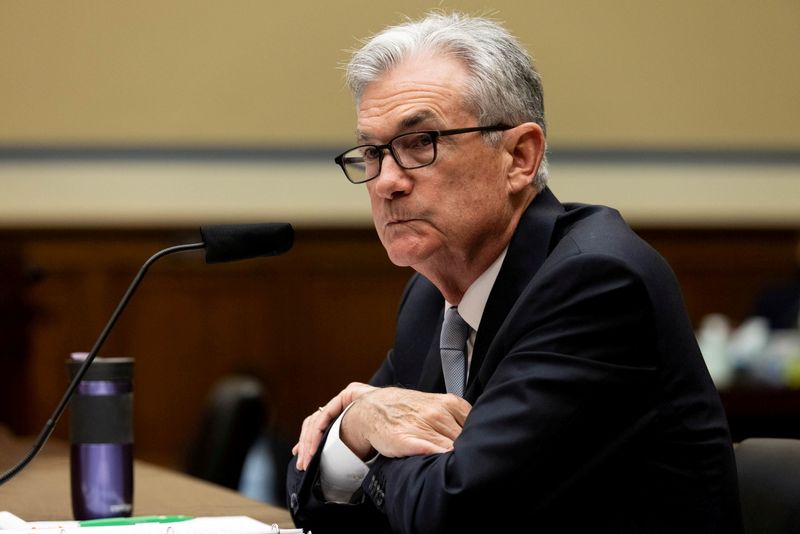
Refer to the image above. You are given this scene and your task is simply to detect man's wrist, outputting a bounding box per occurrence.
[340,401,376,460]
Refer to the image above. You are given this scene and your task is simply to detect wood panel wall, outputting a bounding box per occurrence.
[0,227,798,470]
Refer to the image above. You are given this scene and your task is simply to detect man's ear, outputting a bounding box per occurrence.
[504,123,545,195]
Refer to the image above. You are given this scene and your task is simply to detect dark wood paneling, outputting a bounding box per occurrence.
[0,226,797,470]
[637,228,799,326]
[0,228,411,468]
[0,243,28,431]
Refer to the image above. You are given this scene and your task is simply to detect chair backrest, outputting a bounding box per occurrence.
[184,374,267,490]
[736,437,800,534]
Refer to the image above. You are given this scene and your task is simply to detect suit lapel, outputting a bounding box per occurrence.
[465,188,564,398]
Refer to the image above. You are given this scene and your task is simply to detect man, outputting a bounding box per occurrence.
[287,12,742,534]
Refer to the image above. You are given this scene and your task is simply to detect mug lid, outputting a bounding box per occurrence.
[67,357,134,381]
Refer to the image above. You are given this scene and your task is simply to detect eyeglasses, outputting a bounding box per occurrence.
[334,124,513,184]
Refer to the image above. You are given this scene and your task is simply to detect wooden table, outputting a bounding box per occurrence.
[0,433,294,527]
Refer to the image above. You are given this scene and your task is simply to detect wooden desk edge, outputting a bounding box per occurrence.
[0,438,293,528]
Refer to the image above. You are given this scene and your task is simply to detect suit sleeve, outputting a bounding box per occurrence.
[360,252,661,534]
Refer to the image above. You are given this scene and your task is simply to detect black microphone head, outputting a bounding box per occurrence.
[200,223,294,264]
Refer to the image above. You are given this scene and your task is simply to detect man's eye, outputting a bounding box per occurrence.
[361,146,382,160]
[401,133,434,150]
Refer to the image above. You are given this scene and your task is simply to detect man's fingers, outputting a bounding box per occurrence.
[339,382,376,408]
[381,435,453,458]
[405,437,452,456]
[444,394,472,426]
[296,411,327,471]
[428,411,466,441]
[295,387,363,470]
[404,392,471,441]
[295,416,311,470]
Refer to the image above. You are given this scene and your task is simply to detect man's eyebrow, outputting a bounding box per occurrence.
[399,110,437,131]
[357,110,440,143]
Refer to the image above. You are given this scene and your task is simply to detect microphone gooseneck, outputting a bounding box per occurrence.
[0,222,294,486]
[0,242,204,486]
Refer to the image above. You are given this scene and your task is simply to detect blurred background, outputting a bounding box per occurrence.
[1,0,798,502]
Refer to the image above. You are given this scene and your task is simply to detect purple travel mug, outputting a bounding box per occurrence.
[67,356,134,520]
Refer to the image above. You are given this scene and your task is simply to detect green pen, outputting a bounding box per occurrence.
[79,515,193,527]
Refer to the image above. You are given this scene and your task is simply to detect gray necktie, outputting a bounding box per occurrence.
[440,306,470,396]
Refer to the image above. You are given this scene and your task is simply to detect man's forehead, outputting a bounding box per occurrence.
[354,53,471,141]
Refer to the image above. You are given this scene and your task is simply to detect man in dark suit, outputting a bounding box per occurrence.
[287,12,742,533]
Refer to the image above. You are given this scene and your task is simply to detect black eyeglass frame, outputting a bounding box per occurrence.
[334,124,513,184]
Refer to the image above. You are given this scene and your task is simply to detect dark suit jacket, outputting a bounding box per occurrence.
[287,188,742,533]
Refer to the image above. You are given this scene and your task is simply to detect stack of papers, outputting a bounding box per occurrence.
[0,513,302,534]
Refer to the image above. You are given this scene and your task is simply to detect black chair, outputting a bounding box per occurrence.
[735,437,800,534]
[184,374,267,490]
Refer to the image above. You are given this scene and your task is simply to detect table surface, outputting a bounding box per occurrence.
[0,432,294,527]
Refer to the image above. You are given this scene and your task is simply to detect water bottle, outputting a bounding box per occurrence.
[67,355,134,520]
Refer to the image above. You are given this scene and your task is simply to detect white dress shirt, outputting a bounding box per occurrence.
[319,248,508,503]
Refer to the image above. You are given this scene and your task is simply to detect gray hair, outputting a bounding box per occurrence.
[345,12,549,190]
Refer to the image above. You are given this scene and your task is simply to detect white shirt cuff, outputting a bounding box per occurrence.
[319,404,371,503]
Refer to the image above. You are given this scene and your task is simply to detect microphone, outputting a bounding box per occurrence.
[0,222,294,486]
[202,223,294,263]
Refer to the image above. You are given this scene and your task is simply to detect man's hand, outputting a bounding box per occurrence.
[293,382,376,471]
[341,388,472,460]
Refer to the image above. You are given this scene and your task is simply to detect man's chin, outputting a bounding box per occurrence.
[382,240,433,269]
[385,249,417,268]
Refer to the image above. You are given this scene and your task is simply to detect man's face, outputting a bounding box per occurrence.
[358,53,514,273]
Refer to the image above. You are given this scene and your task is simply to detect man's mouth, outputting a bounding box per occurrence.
[386,217,416,226]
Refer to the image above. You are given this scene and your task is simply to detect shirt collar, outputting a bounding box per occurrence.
[445,247,508,332]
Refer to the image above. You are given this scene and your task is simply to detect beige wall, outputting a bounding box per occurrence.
[2,0,799,148]
[1,1,798,227]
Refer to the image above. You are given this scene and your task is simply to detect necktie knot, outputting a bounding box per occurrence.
[440,306,470,396]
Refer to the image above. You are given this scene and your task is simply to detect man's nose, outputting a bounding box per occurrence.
[371,152,413,199]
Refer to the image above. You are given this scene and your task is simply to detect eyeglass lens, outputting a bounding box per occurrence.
[342,132,436,183]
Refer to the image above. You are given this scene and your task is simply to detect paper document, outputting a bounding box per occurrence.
[0,513,302,534]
